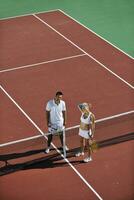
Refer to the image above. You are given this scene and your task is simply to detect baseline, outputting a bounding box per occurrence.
[59,10,134,60]
[0,9,133,60]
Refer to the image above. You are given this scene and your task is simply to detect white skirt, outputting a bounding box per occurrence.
[79,128,92,139]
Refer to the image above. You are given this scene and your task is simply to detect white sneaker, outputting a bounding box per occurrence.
[65,146,69,151]
[45,147,50,154]
[83,157,92,163]
[62,146,69,151]
[75,152,84,157]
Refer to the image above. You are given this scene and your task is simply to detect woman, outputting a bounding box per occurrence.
[76,103,95,162]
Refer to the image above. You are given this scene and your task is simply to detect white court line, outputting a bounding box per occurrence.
[0,85,103,200]
[33,14,134,90]
[66,110,134,131]
[59,9,134,60]
[0,54,86,73]
[0,110,133,147]
[0,135,42,147]
[0,9,133,60]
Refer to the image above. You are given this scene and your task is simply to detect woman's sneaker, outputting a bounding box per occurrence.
[83,157,92,163]
[75,152,84,157]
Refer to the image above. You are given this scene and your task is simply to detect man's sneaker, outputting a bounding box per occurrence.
[83,157,92,163]
[65,146,69,151]
[75,152,84,157]
[62,146,69,151]
[45,147,50,154]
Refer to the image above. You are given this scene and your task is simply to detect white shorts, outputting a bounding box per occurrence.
[79,128,92,139]
[48,124,65,134]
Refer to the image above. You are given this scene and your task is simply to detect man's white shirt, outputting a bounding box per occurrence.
[46,99,66,128]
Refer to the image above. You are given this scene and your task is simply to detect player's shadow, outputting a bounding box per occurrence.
[0,132,133,176]
[0,147,82,176]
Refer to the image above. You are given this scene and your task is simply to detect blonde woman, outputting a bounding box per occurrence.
[76,103,95,162]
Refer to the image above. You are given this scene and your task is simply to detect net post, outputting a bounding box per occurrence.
[63,128,66,158]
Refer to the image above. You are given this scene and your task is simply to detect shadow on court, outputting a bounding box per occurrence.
[0,132,133,176]
[0,147,82,176]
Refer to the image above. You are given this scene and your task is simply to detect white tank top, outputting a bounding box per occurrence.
[80,112,91,124]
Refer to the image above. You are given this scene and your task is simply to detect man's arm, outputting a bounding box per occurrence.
[62,111,67,126]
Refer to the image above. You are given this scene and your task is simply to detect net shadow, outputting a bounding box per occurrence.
[0,132,133,176]
[0,147,81,176]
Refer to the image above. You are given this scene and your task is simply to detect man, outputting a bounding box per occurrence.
[45,91,68,153]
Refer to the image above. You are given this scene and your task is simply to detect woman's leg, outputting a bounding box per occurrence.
[80,137,85,153]
[83,139,92,162]
[86,139,92,157]
[76,137,85,156]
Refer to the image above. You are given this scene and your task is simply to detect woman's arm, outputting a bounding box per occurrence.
[91,113,95,137]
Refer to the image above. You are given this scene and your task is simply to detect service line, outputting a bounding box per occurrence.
[0,54,86,73]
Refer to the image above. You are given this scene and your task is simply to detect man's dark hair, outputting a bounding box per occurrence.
[56,91,63,96]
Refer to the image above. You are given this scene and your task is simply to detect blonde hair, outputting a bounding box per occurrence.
[78,102,92,112]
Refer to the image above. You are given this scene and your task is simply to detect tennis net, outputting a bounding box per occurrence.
[0,110,134,175]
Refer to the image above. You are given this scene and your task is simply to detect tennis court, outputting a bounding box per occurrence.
[0,9,134,200]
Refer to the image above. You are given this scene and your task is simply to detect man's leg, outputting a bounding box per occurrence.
[47,134,53,147]
[45,134,53,153]
[59,132,63,146]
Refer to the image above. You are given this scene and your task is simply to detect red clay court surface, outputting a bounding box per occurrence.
[0,10,134,200]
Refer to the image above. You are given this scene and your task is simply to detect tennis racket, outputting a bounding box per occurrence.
[90,140,99,153]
